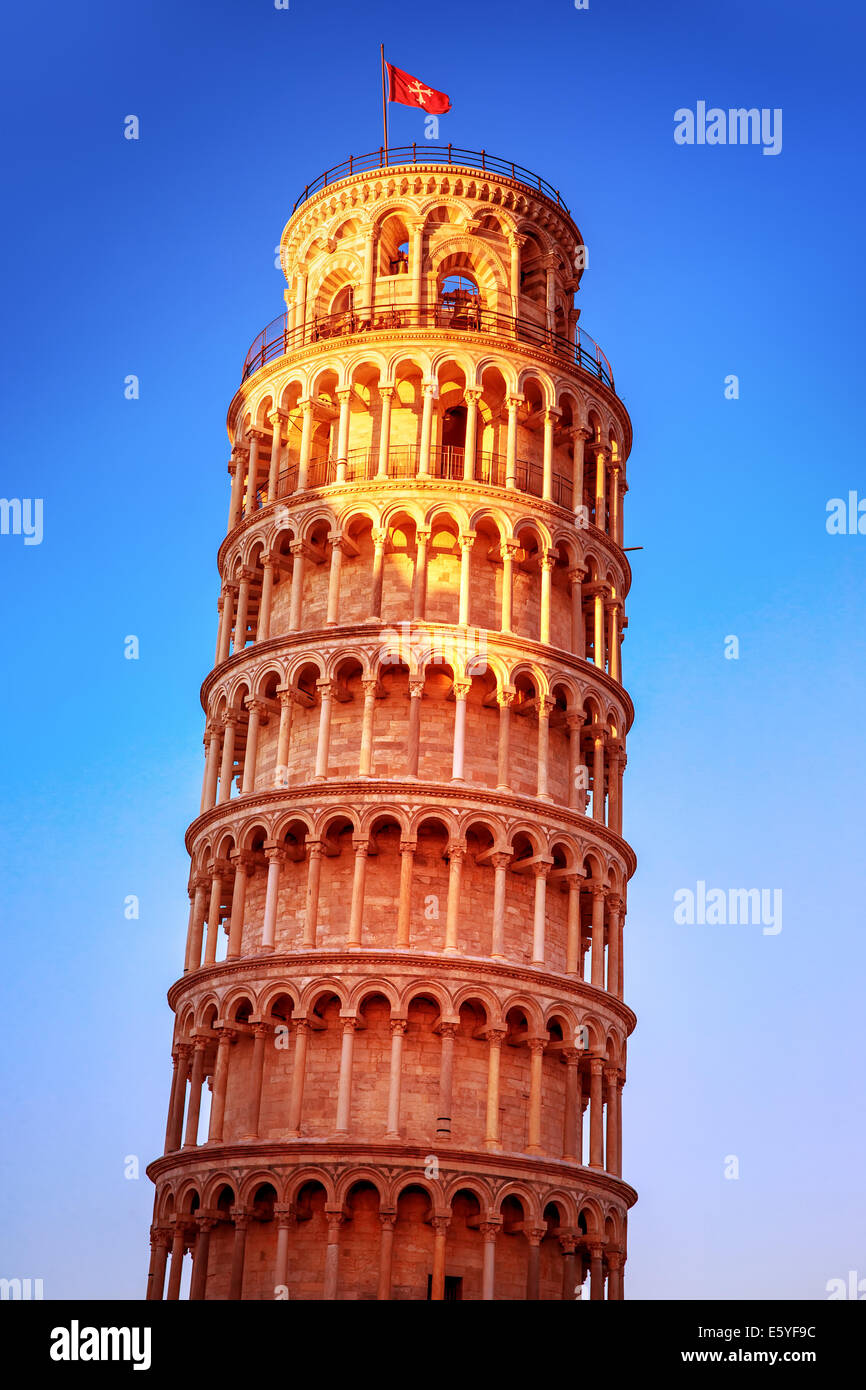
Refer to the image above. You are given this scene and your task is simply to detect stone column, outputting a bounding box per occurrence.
[227,452,245,532]
[294,271,307,337]
[565,873,583,976]
[594,448,607,531]
[226,854,252,959]
[240,1023,269,1139]
[436,1022,458,1137]
[216,584,236,665]
[616,1074,624,1175]
[591,884,606,988]
[182,1038,207,1149]
[410,218,424,316]
[589,1242,604,1300]
[542,409,558,501]
[536,695,554,801]
[505,395,520,488]
[164,1044,190,1154]
[607,893,623,998]
[589,1059,604,1169]
[146,1229,170,1301]
[507,233,522,314]
[562,1047,581,1160]
[325,532,344,624]
[607,1250,624,1301]
[451,680,471,782]
[165,1224,187,1301]
[217,715,238,804]
[313,679,333,780]
[184,877,208,973]
[274,1206,293,1297]
[406,679,424,776]
[201,726,221,813]
[463,388,481,480]
[539,551,554,645]
[526,1227,546,1300]
[335,1018,357,1133]
[500,542,517,632]
[412,530,429,618]
[490,852,510,957]
[207,1028,234,1142]
[368,527,387,616]
[267,411,285,498]
[608,743,625,836]
[605,1066,620,1174]
[358,678,378,776]
[244,432,262,514]
[335,388,352,482]
[322,1213,343,1300]
[241,699,266,794]
[376,388,394,477]
[430,1217,449,1300]
[377,1214,396,1300]
[228,1210,249,1299]
[302,842,323,948]
[591,724,606,823]
[532,862,550,966]
[418,383,436,474]
[347,839,369,948]
[256,560,275,642]
[496,689,514,789]
[444,845,464,953]
[385,1020,407,1137]
[261,846,284,951]
[214,593,227,666]
[458,533,474,624]
[590,583,605,669]
[526,1038,546,1152]
[484,1029,506,1149]
[567,712,587,812]
[297,399,314,490]
[480,1223,498,1300]
[544,260,556,336]
[396,841,416,947]
[571,427,590,522]
[361,225,377,320]
[204,860,227,965]
[274,688,295,788]
[560,1235,579,1300]
[288,542,306,632]
[189,1215,215,1301]
[606,598,621,682]
[568,569,585,657]
[609,464,621,544]
[287,1020,310,1135]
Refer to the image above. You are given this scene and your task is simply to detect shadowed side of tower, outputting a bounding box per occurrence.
[146,147,637,1302]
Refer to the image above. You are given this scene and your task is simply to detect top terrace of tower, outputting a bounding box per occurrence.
[289,144,572,217]
[237,144,621,404]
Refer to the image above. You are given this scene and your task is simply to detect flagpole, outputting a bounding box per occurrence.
[380,43,389,159]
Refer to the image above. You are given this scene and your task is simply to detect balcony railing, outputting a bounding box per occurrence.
[242,304,613,390]
[263,446,574,508]
[291,145,570,214]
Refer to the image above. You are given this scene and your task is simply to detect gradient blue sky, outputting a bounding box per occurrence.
[1,0,864,1300]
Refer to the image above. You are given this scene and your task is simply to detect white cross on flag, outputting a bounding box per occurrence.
[386,62,451,115]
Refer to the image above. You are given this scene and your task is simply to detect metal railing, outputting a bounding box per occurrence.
[242,303,613,389]
[291,145,570,214]
[264,446,575,508]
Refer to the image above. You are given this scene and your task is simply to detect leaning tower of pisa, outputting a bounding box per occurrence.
[145,146,636,1302]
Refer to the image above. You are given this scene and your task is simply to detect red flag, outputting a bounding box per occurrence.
[387,62,451,115]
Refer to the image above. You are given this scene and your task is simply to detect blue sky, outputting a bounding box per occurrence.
[0,0,864,1299]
